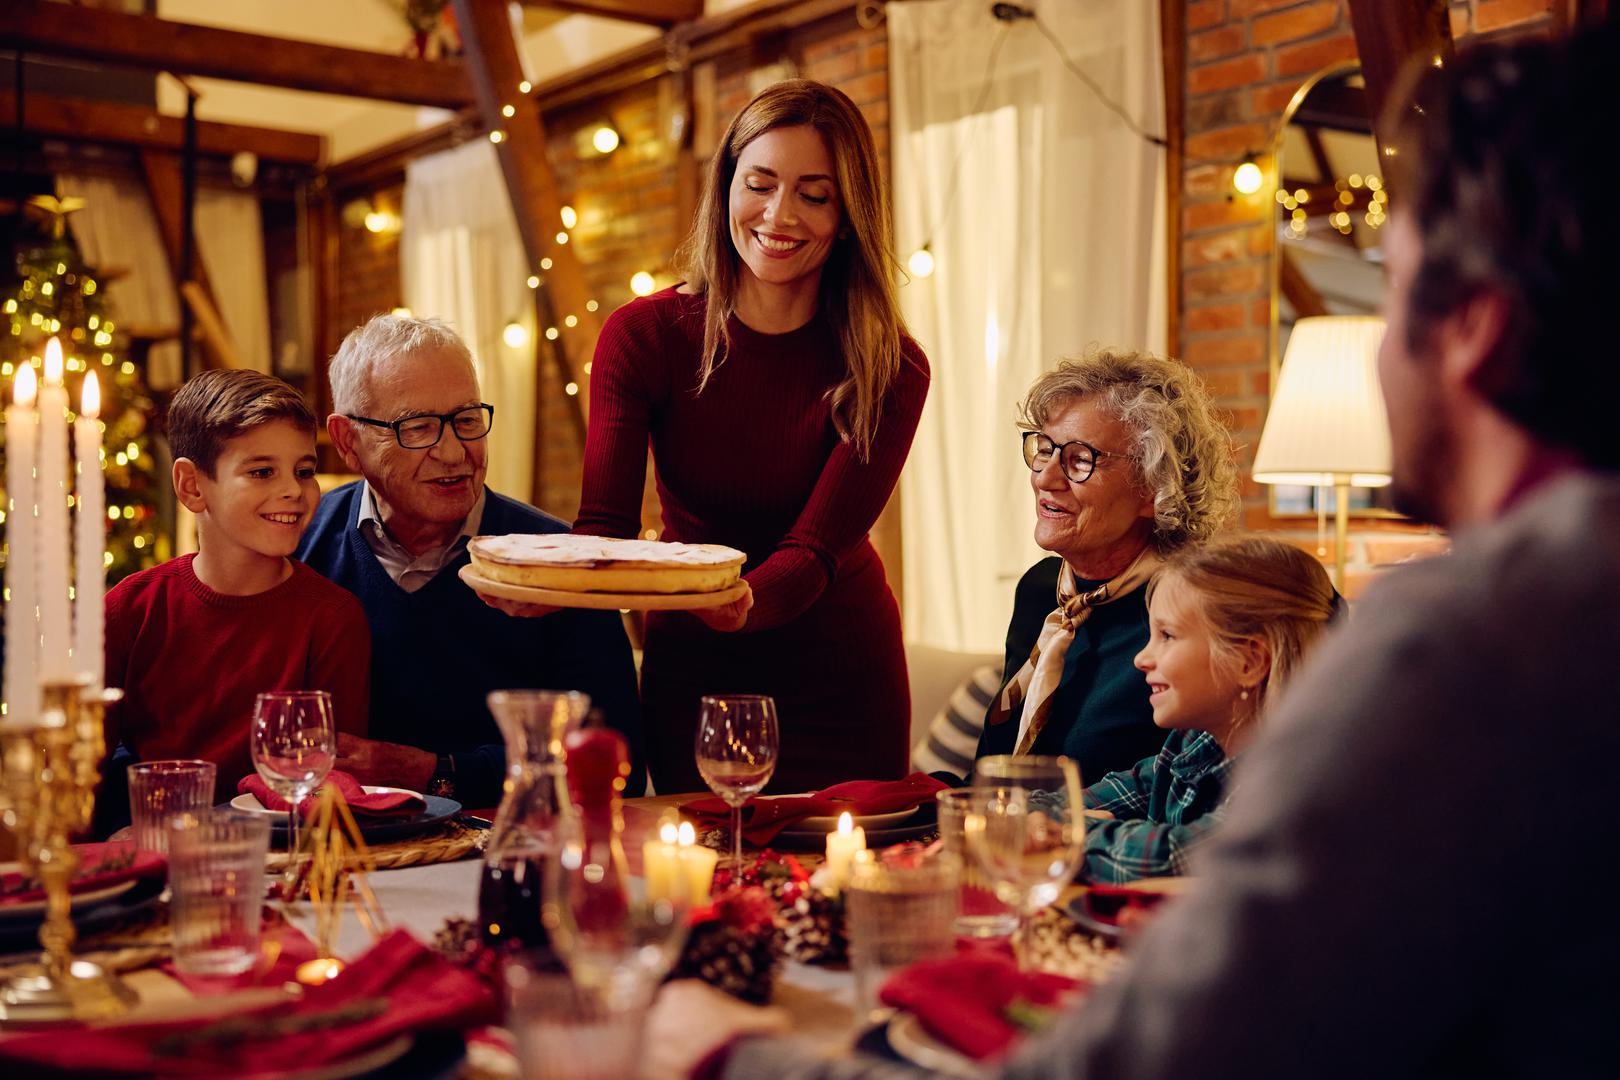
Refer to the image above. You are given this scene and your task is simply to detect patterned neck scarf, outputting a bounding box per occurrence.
[990,547,1160,755]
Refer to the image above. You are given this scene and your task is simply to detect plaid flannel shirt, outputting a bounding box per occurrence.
[1080,729,1234,884]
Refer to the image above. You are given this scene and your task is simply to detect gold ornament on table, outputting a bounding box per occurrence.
[290,784,390,986]
[0,677,132,1024]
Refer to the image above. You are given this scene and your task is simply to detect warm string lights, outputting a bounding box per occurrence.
[1278,173,1389,240]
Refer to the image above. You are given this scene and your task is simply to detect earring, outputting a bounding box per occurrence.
[1239,688,1250,701]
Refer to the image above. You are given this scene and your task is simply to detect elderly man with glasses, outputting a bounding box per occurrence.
[298,313,644,805]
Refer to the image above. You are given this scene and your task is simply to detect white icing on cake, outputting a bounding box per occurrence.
[469,533,746,569]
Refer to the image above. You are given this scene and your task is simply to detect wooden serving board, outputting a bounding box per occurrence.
[459,564,748,611]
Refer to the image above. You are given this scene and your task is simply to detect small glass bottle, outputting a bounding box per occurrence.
[478,689,589,965]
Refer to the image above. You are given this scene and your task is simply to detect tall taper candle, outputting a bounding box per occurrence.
[36,337,72,681]
[3,363,40,724]
[74,370,105,689]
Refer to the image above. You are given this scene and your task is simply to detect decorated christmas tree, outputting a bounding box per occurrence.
[1,195,164,588]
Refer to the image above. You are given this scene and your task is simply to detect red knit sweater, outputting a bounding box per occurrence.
[104,555,371,799]
[577,288,930,628]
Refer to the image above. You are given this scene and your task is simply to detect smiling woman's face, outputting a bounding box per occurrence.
[1029,396,1156,577]
[727,124,843,292]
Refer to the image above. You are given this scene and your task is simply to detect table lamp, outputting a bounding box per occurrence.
[1252,315,1392,590]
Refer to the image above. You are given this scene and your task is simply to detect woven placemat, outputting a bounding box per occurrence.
[264,819,486,873]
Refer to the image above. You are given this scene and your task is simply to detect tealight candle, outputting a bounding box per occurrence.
[643,821,681,903]
[676,820,718,905]
[824,811,866,887]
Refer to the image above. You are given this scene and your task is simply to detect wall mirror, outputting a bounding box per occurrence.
[1268,62,1398,517]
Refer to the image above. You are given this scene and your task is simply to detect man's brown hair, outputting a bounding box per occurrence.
[165,370,317,477]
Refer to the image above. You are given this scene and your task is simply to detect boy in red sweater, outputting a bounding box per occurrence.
[100,371,370,820]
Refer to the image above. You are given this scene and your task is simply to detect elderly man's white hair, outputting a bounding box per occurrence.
[328,313,476,414]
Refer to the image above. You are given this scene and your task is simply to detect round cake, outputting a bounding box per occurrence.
[467,534,747,595]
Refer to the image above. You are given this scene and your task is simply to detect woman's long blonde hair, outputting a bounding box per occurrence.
[675,79,906,459]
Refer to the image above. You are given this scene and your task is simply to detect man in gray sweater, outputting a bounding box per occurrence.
[647,21,1620,1078]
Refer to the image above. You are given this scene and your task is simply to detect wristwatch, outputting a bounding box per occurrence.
[427,754,456,799]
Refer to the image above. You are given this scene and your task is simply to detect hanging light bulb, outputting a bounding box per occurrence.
[592,125,620,154]
[1232,160,1264,195]
[630,271,656,297]
[907,247,936,279]
[502,321,530,348]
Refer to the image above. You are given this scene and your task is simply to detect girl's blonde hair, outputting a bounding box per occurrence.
[1148,536,1337,713]
[675,79,906,460]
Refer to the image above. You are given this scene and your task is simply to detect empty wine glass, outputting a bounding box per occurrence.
[250,690,336,897]
[694,695,779,871]
[966,754,1085,969]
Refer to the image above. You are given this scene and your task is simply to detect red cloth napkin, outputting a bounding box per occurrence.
[684,773,948,845]
[236,770,426,819]
[0,841,165,907]
[1080,883,1171,927]
[0,929,499,1076]
[880,952,1086,1061]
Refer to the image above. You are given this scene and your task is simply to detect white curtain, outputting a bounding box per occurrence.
[57,174,184,390]
[194,187,271,374]
[402,140,536,502]
[892,0,1168,652]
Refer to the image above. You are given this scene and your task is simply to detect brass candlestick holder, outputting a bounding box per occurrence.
[0,676,134,1024]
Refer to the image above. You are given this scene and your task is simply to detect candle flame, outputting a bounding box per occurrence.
[43,338,64,386]
[677,821,696,847]
[13,362,37,407]
[837,811,853,835]
[660,822,678,844]
[80,370,100,419]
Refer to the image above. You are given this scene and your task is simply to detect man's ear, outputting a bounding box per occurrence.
[327,414,363,473]
[1438,290,1512,399]
[172,458,207,513]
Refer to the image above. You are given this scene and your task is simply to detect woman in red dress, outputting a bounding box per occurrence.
[576,80,929,793]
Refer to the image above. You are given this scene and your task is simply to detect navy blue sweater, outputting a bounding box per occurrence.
[296,483,645,804]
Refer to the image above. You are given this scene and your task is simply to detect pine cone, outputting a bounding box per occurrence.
[771,881,847,965]
[671,919,781,1004]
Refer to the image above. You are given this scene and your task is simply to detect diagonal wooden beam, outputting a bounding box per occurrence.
[0,0,473,109]
[0,90,323,164]
[453,0,600,438]
[1345,0,1453,154]
[138,150,236,372]
[521,0,703,28]
[1278,248,1329,318]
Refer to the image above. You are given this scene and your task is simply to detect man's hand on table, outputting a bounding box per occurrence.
[644,979,788,1078]
[335,733,436,792]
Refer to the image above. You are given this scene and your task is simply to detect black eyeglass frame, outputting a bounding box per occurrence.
[346,403,496,450]
[1020,430,1127,485]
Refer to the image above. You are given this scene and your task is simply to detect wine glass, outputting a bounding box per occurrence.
[965,754,1085,969]
[694,695,779,871]
[250,690,336,896]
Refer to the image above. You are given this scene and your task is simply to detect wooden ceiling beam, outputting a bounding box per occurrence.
[0,1,473,109]
[453,0,597,441]
[1345,0,1452,152]
[521,0,703,29]
[1278,248,1330,318]
[0,91,323,165]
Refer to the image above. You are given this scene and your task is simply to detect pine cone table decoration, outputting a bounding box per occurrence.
[670,886,782,1004]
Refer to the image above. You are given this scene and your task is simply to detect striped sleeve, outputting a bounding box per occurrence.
[911,663,1003,778]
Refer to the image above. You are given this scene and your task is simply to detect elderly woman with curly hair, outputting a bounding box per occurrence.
[977,347,1240,781]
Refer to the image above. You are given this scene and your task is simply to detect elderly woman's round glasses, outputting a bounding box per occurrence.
[1020,431,1124,485]
[346,403,495,450]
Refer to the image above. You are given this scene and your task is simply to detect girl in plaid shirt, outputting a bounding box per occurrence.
[1081,537,1337,883]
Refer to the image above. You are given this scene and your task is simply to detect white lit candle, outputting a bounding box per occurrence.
[824,811,866,888]
[36,338,71,681]
[3,363,40,725]
[643,821,681,903]
[676,820,718,905]
[74,370,104,689]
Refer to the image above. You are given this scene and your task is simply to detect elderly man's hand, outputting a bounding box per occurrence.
[336,733,436,791]
[474,590,561,619]
[692,582,754,633]
[643,980,787,1079]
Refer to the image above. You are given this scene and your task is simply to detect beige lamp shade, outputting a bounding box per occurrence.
[1253,315,1392,487]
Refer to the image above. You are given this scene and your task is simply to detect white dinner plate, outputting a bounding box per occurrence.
[231,786,423,816]
[758,795,919,833]
[886,1011,989,1078]
[0,877,140,923]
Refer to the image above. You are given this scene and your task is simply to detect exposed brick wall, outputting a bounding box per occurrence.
[1175,0,1560,567]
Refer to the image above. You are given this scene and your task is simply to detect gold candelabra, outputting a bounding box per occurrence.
[0,676,134,1024]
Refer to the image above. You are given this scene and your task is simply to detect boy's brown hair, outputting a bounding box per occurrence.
[166,370,317,477]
